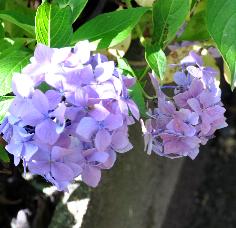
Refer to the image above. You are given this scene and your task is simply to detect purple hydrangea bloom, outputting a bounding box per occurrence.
[142,52,227,159]
[0,41,139,191]
[6,126,38,166]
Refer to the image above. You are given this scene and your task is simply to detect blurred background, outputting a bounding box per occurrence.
[1,0,236,228]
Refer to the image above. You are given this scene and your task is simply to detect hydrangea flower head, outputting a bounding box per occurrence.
[0,41,139,191]
[142,52,227,159]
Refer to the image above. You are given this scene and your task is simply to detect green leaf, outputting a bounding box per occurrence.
[35,2,73,48]
[206,0,236,87]
[152,0,191,47]
[0,50,31,96]
[0,10,35,35]
[178,0,209,41]
[0,0,6,10]
[55,0,88,22]
[0,21,4,37]
[0,37,35,54]
[3,0,36,37]
[117,57,135,76]
[72,7,149,49]
[118,57,146,117]
[129,82,146,117]
[191,0,198,8]
[0,96,14,122]
[178,11,210,41]
[145,44,166,80]
[0,38,19,54]
[0,144,9,163]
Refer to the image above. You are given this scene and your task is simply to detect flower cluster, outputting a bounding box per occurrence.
[141,51,227,159]
[0,41,139,191]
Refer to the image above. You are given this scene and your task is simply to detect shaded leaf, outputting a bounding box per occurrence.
[0,10,35,35]
[0,37,35,54]
[178,0,209,41]
[178,11,210,41]
[0,144,9,163]
[0,0,6,10]
[0,21,4,37]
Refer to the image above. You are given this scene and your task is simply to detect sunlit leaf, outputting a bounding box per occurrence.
[206,0,236,87]
[35,2,73,47]
[72,7,149,49]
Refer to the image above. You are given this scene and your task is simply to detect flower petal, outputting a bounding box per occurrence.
[23,143,38,161]
[32,89,49,115]
[35,119,59,145]
[94,61,114,82]
[6,143,23,159]
[95,129,112,152]
[51,162,74,181]
[111,130,129,151]
[104,113,123,130]
[89,104,110,121]
[28,160,50,176]
[88,151,109,163]
[101,150,116,169]
[82,166,101,187]
[45,90,62,110]
[76,117,98,141]
[127,99,140,120]
[12,73,34,98]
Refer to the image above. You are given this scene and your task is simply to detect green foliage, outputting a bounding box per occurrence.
[0,21,4,37]
[178,11,210,41]
[2,0,35,37]
[206,0,236,87]
[55,0,88,22]
[0,0,6,10]
[117,57,135,77]
[129,82,146,117]
[178,0,209,41]
[117,57,146,117]
[129,81,146,117]
[0,10,35,35]
[191,0,198,8]
[145,44,166,80]
[0,49,31,96]
[152,0,191,47]
[35,2,73,47]
[72,7,149,49]
[0,37,35,54]
[0,144,9,163]
[0,96,14,122]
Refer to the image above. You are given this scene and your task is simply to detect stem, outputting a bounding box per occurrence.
[138,65,150,82]
[189,0,201,17]
[140,86,156,100]
[135,25,146,46]
[125,0,132,8]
